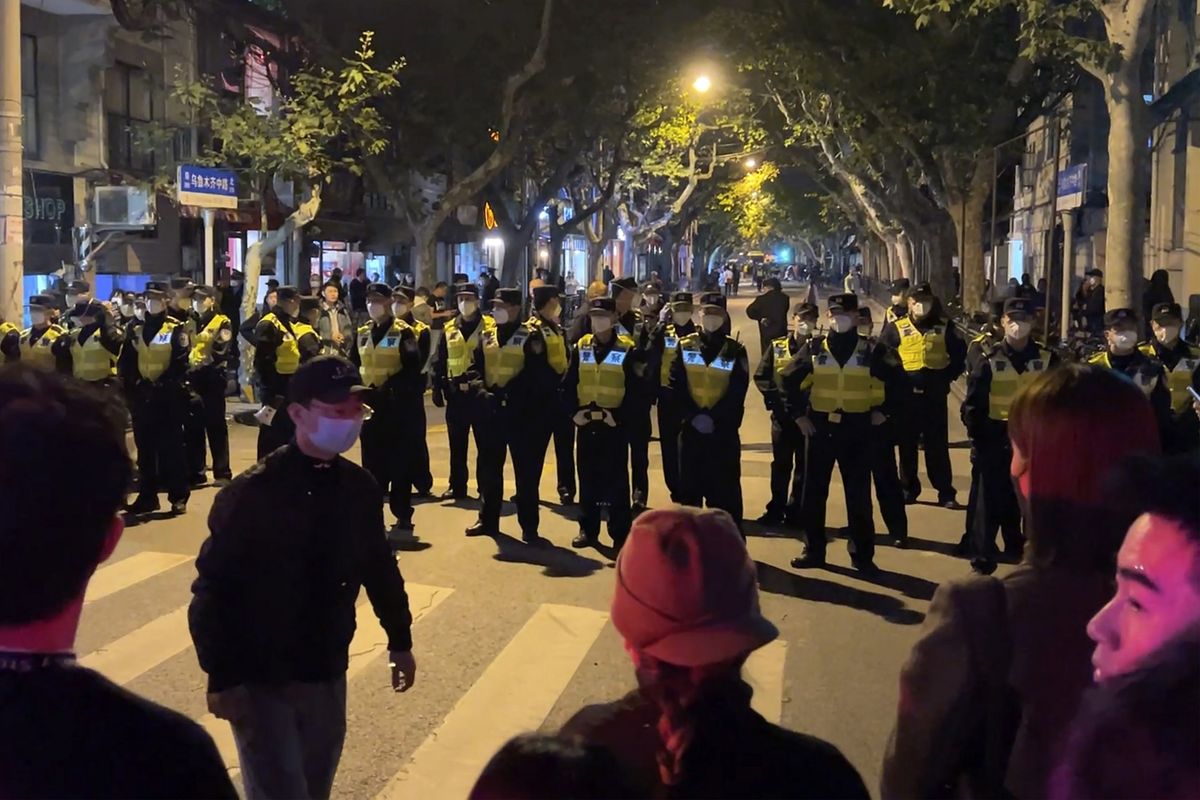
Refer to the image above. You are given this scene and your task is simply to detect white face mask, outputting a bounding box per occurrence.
[1111,331,1138,353]
[890,295,904,306]
[911,302,928,319]
[147,300,165,315]
[830,314,855,334]
[492,308,511,325]
[644,295,661,309]
[120,303,134,317]
[795,320,813,337]
[458,300,479,317]
[306,414,363,455]
[31,311,47,326]
[1156,325,1181,344]
[134,307,146,321]
[672,310,693,327]
[368,303,388,321]
[66,294,79,307]
[591,316,613,334]
[393,303,410,318]
[193,300,208,314]
[1006,320,1032,341]
[700,314,724,334]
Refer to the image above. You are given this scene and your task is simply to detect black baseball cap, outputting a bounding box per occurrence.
[532,285,560,310]
[889,278,911,294]
[276,286,300,302]
[1104,308,1138,328]
[495,288,523,307]
[588,297,617,313]
[1152,302,1183,323]
[793,302,819,320]
[366,283,392,300]
[288,355,369,406]
[828,293,859,313]
[1085,268,1103,278]
[66,280,91,294]
[698,292,726,310]
[910,282,934,300]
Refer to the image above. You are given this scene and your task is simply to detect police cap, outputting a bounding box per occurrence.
[495,288,523,307]
[454,283,479,298]
[669,292,694,308]
[28,294,53,310]
[640,281,662,296]
[588,297,617,313]
[70,299,104,318]
[1103,307,1138,329]
[889,278,911,294]
[532,285,560,310]
[299,295,321,313]
[1003,297,1034,319]
[610,277,638,295]
[828,293,859,313]
[145,281,169,293]
[392,286,416,302]
[698,292,726,310]
[168,277,195,293]
[910,282,935,300]
[193,285,217,299]
[1152,302,1183,323]
[66,280,91,295]
[144,287,167,301]
[793,302,819,321]
[365,283,392,300]
[276,286,300,302]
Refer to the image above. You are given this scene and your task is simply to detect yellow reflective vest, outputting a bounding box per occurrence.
[357,318,410,388]
[189,313,232,368]
[266,314,316,376]
[70,329,117,382]
[987,348,1051,421]
[679,333,740,409]
[134,318,183,382]
[524,316,569,375]
[1141,342,1200,413]
[577,333,633,409]
[885,307,905,325]
[895,317,950,371]
[659,325,687,386]
[20,324,64,371]
[807,338,876,414]
[445,314,496,379]
[770,335,799,391]
[1087,351,1161,397]
[482,326,528,389]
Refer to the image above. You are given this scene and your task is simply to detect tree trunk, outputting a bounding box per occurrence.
[1103,68,1150,311]
[925,217,957,301]
[414,220,440,288]
[951,164,991,314]
[500,229,525,286]
[549,224,566,281]
[892,231,913,280]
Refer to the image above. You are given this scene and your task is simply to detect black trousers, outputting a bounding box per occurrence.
[476,406,514,532]
[656,401,684,502]
[679,424,743,527]
[898,388,956,500]
[412,400,432,494]
[870,423,908,540]
[185,367,231,479]
[362,394,425,526]
[445,392,482,496]
[577,422,631,547]
[257,379,295,460]
[766,415,807,520]
[130,383,190,504]
[969,434,1023,558]
[627,407,651,505]
[553,412,576,497]
[510,418,553,537]
[801,420,875,563]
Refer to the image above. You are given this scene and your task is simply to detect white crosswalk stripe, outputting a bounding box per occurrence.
[744,639,788,724]
[84,552,193,605]
[79,605,193,685]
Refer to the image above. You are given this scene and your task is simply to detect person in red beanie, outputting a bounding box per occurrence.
[559,507,868,799]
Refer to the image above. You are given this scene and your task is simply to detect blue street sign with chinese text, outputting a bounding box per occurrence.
[1056,163,1087,210]
[177,164,239,210]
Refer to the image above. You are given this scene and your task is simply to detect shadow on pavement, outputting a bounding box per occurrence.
[741,442,773,453]
[122,510,179,527]
[742,520,800,540]
[903,535,964,558]
[822,564,939,602]
[755,561,926,626]
[492,533,605,577]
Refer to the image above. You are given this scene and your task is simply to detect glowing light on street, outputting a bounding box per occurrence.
[483,236,502,249]
[692,74,712,94]
[744,157,758,169]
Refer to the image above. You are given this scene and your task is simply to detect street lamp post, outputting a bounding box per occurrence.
[692,74,712,94]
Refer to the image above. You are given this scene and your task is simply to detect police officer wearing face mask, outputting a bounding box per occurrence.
[1087,308,1173,446]
[880,282,967,507]
[1140,302,1200,453]
[885,279,911,325]
[651,292,697,503]
[53,298,123,388]
[254,286,322,459]
[119,286,192,517]
[565,297,644,550]
[115,292,138,329]
[432,284,496,500]
[168,277,198,336]
[961,297,1057,573]
[62,280,93,331]
[857,305,909,547]
[753,302,819,526]
[391,286,434,498]
[185,286,234,488]
[14,295,65,370]
[611,277,654,513]
[670,293,750,528]
[351,284,425,538]
[785,294,906,573]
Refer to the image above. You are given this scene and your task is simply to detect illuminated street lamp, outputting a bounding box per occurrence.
[744,157,758,170]
[692,74,712,94]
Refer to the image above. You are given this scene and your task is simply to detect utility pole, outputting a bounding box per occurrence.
[0,0,23,325]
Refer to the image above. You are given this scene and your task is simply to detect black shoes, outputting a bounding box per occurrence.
[124,495,160,516]
[169,500,188,516]
[756,511,785,525]
[902,492,920,505]
[440,488,467,501]
[851,556,879,575]
[938,494,962,510]
[558,491,575,506]
[465,521,495,537]
[572,531,597,549]
[188,473,208,489]
[790,551,826,569]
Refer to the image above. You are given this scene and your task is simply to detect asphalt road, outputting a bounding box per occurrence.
[84,283,987,798]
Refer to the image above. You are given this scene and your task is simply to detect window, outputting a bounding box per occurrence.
[21,36,38,158]
[105,63,155,173]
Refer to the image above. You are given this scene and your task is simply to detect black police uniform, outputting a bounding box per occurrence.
[432,288,491,498]
[650,307,696,504]
[860,328,909,545]
[1140,303,1200,453]
[253,296,322,459]
[613,278,653,511]
[394,288,434,496]
[186,295,234,483]
[752,325,812,525]
[52,304,123,388]
[120,304,192,513]
[1087,309,1174,447]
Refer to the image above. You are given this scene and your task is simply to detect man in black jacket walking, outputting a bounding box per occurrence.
[745,277,791,355]
[189,356,417,800]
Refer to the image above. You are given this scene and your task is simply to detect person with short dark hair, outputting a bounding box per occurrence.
[186,285,235,487]
[190,355,417,800]
[317,281,353,358]
[253,286,322,458]
[1139,302,1200,453]
[1073,268,1106,334]
[745,277,791,356]
[1087,307,1173,446]
[0,366,236,799]
[470,734,635,800]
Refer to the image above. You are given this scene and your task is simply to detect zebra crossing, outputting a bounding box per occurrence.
[74,548,792,799]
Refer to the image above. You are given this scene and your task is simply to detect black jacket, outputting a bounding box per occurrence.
[746,288,791,351]
[189,445,414,692]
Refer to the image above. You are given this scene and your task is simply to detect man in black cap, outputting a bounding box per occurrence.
[1073,268,1106,335]
[961,297,1058,573]
[784,293,907,573]
[53,298,123,387]
[63,279,93,331]
[391,285,434,497]
[669,292,750,527]
[467,287,531,538]
[885,279,911,325]
[13,295,65,371]
[168,277,197,335]
[432,283,496,500]
[649,291,697,503]
[119,284,192,516]
[612,276,654,512]
[190,355,416,800]
[753,301,819,526]
[351,283,425,537]
[185,285,234,487]
[564,297,645,549]
[746,276,791,356]
[1139,302,1200,453]
[253,286,322,459]
[1088,308,1172,442]
[880,281,967,507]
[857,305,908,546]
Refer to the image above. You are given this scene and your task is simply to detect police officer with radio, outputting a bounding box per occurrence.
[62,280,94,331]
[433,284,496,500]
[186,286,234,487]
[565,297,643,550]
[120,285,192,516]
[857,305,908,546]
[611,277,653,512]
[1140,302,1200,453]
[14,295,65,371]
[254,287,322,459]
[669,292,750,528]
[168,277,197,335]
[884,279,911,325]
[786,294,906,573]
[880,282,967,506]
[391,286,433,498]
[753,302,819,526]
[961,297,1057,573]
[54,298,123,388]
[1087,308,1173,444]
[650,292,697,503]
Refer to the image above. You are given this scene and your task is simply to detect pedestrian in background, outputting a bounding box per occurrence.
[882,364,1161,800]
[348,267,369,327]
[191,356,417,800]
[561,508,868,799]
[317,281,353,357]
[1073,268,1106,335]
[470,734,635,799]
[746,277,791,356]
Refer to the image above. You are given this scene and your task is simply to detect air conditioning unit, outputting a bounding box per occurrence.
[93,186,156,229]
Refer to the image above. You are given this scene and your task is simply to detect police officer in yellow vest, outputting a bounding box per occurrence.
[785,293,906,573]
[669,292,750,528]
[884,278,911,326]
[351,283,425,536]
[254,286,322,459]
[649,291,697,503]
[467,288,531,538]
[433,283,495,500]
[752,301,819,526]
[184,285,234,487]
[391,285,434,498]
[1087,308,1173,447]
[12,295,64,370]
[168,277,197,335]
[565,297,643,550]
[857,305,909,546]
[1141,302,1200,453]
[0,316,19,363]
[53,298,123,387]
[62,280,93,331]
[879,281,967,507]
[119,286,192,516]
[961,297,1058,573]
